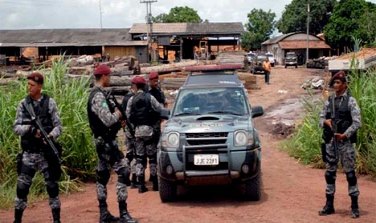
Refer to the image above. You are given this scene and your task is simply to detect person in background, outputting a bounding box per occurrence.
[262,57,272,85]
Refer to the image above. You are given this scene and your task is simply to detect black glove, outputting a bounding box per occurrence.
[30,126,38,136]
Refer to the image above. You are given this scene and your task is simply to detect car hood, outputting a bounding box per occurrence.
[163,114,251,133]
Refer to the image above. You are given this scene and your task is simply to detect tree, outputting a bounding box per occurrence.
[359,2,376,46]
[277,0,336,35]
[324,0,376,51]
[152,6,202,23]
[241,9,276,51]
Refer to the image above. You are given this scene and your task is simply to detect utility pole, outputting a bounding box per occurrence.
[99,0,103,29]
[140,0,157,63]
[306,1,310,65]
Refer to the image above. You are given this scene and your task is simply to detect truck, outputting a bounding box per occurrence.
[157,65,264,202]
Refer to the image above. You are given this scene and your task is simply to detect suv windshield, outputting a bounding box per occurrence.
[173,87,249,116]
[286,52,296,58]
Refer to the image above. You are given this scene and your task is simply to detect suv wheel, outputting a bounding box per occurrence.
[159,176,177,202]
[241,173,261,201]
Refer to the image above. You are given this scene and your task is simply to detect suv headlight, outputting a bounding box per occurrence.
[234,130,254,146]
[161,132,180,148]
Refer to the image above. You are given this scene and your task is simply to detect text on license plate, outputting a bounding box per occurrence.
[194,154,219,166]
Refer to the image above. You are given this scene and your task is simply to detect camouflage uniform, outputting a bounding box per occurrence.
[88,86,134,223]
[126,89,163,192]
[122,91,137,187]
[13,95,62,222]
[319,90,361,216]
[148,85,166,189]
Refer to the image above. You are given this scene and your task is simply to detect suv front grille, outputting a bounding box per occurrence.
[186,132,228,146]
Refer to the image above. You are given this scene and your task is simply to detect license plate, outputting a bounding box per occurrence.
[194,154,219,166]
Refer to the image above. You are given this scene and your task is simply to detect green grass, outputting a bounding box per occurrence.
[283,68,376,176]
[0,58,96,208]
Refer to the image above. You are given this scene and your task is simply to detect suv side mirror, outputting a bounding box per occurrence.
[251,106,264,118]
[160,109,170,120]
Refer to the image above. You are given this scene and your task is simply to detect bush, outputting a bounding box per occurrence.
[0,58,96,208]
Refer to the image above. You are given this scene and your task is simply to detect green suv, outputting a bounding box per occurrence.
[157,68,264,202]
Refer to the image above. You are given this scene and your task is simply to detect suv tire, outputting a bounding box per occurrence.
[241,173,261,201]
[159,177,177,202]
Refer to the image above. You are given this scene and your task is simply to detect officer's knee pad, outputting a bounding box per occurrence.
[16,183,30,199]
[96,169,110,185]
[346,171,357,186]
[325,171,336,184]
[117,167,130,186]
[16,174,33,199]
[46,181,59,198]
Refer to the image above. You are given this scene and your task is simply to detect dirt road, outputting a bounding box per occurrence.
[1,67,376,223]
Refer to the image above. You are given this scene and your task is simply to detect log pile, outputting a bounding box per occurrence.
[307,57,328,69]
[215,51,245,65]
[140,60,198,74]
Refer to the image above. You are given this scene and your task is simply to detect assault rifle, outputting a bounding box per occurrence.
[330,95,339,164]
[106,91,130,132]
[24,103,62,164]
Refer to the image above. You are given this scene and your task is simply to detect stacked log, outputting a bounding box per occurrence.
[240,75,259,90]
[140,60,198,74]
[160,78,186,89]
[215,51,246,65]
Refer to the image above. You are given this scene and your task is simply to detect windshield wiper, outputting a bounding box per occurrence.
[174,112,202,116]
[207,110,242,116]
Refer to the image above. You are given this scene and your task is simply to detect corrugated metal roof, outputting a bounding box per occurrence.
[129,23,244,35]
[262,33,296,45]
[0,28,147,47]
[279,40,331,49]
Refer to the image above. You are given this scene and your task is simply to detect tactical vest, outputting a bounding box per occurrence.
[21,95,53,152]
[87,87,120,140]
[326,94,357,143]
[149,87,165,105]
[129,92,154,126]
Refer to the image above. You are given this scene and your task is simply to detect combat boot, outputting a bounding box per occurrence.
[130,174,138,189]
[351,196,360,218]
[52,208,61,223]
[99,201,120,223]
[119,201,137,223]
[13,208,23,223]
[137,176,148,193]
[150,175,158,191]
[319,194,335,216]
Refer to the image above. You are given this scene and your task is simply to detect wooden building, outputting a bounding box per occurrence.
[262,32,331,65]
[129,22,244,62]
[0,29,148,64]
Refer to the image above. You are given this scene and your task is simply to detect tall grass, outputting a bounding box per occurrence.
[0,58,96,208]
[284,68,376,176]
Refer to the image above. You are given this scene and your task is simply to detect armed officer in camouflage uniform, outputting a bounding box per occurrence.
[13,72,62,223]
[87,64,137,223]
[147,72,167,191]
[318,71,361,218]
[126,76,164,193]
[121,84,137,188]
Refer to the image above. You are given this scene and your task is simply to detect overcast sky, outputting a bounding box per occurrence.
[1,0,376,32]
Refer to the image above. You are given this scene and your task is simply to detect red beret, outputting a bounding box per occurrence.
[149,72,159,80]
[27,72,44,84]
[330,71,347,86]
[94,64,111,76]
[131,76,146,84]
